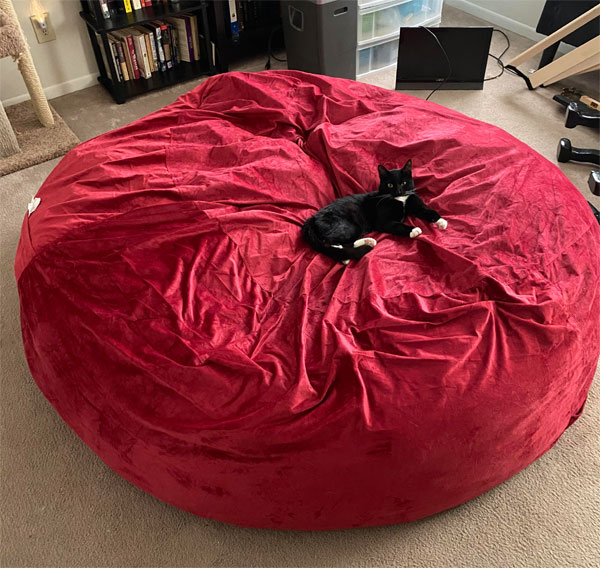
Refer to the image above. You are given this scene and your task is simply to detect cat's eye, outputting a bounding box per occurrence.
[387,183,393,188]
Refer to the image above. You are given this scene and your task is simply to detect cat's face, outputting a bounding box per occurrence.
[377,161,415,197]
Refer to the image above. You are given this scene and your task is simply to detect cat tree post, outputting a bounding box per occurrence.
[0,0,53,128]
[0,99,20,157]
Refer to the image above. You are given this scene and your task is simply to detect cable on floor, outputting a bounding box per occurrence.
[484,28,512,81]
[265,26,287,70]
[424,27,515,100]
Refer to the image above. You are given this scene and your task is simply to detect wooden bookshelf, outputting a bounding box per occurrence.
[80,0,214,104]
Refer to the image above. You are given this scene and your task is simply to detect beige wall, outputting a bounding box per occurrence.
[0,0,98,106]
[445,0,548,41]
[470,0,545,28]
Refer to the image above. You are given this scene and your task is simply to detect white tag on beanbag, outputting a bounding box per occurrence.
[27,196,40,216]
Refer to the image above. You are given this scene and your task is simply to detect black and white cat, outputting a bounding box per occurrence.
[302,160,447,264]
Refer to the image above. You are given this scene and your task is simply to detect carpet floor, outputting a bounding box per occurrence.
[1,5,599,567]
[0,101,79,177]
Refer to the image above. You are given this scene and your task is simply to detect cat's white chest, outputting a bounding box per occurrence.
[394,195,409,203]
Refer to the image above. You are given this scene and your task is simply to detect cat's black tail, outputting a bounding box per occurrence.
[302,218,373,262]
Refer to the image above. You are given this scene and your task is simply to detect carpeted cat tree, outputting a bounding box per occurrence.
[0,0,53,158]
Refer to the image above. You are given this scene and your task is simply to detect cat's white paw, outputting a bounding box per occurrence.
[342,259,350,265]
[354,237,377,248]
[409,227,422,239]
[435,218,448,230]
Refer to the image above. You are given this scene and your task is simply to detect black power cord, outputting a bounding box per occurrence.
[423,27,514,101]
[484,28,511,81]
[419,26,452,101]
[265,26,287,70]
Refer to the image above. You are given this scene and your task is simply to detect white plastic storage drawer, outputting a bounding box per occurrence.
[358,0,443,44]
[358,0,394,8]
[356,36,399,76]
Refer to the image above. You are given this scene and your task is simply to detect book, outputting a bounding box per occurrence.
[99,0,110,19]
[109,34,130,81]
[123,0,132,14]
[94,33,114,81]
[228,0,239,42]
[198,35,217,67]
[132,0,142,10]
[144,31,155,72]
[112,34,133,79]
[134,27,155,73]
[137,25,158,72]
[122,38,134,79]
[182,14,200,61]
[158,22,173,69]
[166,17,192,63]
[168,22,179,66]
[145,22,167,72]
[111,29,140,79]
[108,38,124,82]
[131,29,152,79]
[239,0,246,28]
[151,21,172,69]
[183,15,195,61]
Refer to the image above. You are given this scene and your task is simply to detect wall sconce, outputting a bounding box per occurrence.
[29,0,56,43]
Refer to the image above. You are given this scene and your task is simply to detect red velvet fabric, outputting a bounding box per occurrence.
[15,71,600,530]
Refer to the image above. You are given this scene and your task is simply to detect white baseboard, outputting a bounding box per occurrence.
[2,72,98,108]
[445,0,573,56]
[445,0,547,42]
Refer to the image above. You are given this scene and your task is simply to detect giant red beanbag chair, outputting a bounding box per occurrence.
[15,71,600,530]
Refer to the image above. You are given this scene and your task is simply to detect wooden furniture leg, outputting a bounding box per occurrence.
[538,43,560,69]
[528,37,600,87]
[506,4,600,90]
[506,5,600,67]
[546,60,600,86]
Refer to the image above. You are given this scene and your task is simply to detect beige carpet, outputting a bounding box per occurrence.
[0,100,79,177]
[1,5,599,567]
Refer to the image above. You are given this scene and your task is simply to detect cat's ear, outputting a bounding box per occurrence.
[402,159,412,174]
[378,165,389,178]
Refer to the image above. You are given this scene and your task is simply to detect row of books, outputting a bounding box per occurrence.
[94,0,180,19]
[96,15,212,83]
